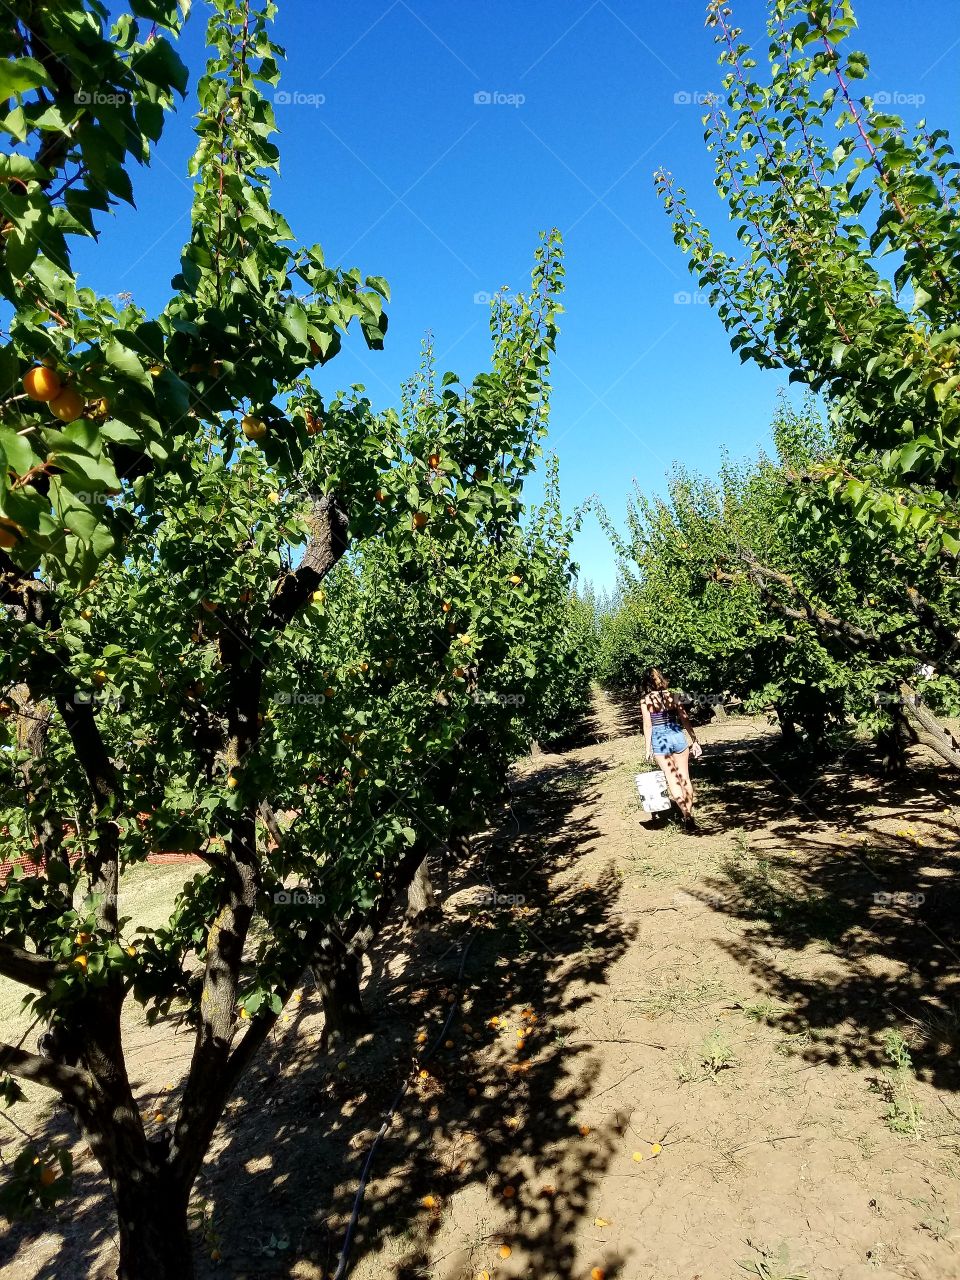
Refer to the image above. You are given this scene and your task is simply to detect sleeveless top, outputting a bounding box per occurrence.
[649,695,680,728]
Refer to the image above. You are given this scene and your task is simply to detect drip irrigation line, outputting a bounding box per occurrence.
[331,927,478,1280]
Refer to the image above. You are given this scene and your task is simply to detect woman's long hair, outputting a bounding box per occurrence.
[641,666,669,695]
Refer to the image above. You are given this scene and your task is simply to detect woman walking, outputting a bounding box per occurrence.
[641,667,702,830]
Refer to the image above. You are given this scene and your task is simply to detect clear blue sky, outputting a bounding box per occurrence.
[79,1,960,591]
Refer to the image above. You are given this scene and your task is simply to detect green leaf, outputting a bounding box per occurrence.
[0,58,54,100]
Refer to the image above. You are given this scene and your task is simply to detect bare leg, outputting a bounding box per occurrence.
[672,748,694,817]
[654,752,686,814]
[656,750,693,818]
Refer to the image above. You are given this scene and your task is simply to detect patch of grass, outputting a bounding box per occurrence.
[872,1028,925,1139]
[625,977,729,1018]
[737,1241,808,1279]
[677,1027,737,1084]
[905,999,960,1063]
[720,852,853,944]
[625,857,676,882]
[700,1028,736,1076]
[919,1212,953,1243]
[737,998,787,1025]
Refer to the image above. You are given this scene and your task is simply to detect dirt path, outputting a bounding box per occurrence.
[3,692,959,1280]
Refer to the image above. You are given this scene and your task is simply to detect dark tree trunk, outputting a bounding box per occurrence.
[774,704,797,745]
[405,856,439,925]
[877,703,916,776]
[313,928,366,1047]
[45,989,197,1280]
[115,1172,193,1280]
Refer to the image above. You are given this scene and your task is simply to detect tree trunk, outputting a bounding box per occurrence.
[405,856,439,925]
[312,928,367,1047]
[116,1172,193,1280]
[900,682,960,770]
[774,704,797,745]
[877,701,917,776]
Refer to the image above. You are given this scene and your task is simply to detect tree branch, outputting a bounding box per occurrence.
[0,940,61,990]
[0,1040,88,1101]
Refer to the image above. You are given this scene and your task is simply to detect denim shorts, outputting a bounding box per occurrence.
[651,724,687,756]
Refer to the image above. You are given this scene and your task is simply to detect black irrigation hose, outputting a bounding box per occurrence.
[331,928,478,1280]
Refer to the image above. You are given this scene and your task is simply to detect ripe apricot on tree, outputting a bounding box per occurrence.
[50,387,85,423]
[24,366,61,401]
[412,512,428,530]
[0,520,22,550]
[241,414,267,441]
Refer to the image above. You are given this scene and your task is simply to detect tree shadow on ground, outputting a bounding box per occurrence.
[0,1105,120,1280]
[591,688,644,742]
[2,750,633,1280]
[693,732,960,1096]
[188,749,634,1279]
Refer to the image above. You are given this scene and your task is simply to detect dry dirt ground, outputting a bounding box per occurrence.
[2,692,960,1280]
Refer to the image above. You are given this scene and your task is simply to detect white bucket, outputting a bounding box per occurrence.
[635,771,671,813]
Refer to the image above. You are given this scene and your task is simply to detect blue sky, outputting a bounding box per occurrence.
[78,1,960,591]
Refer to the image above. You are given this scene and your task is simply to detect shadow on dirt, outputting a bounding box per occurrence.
[191,749,634,1279]
[2,751,634,1280]
[693,731,960,1094]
